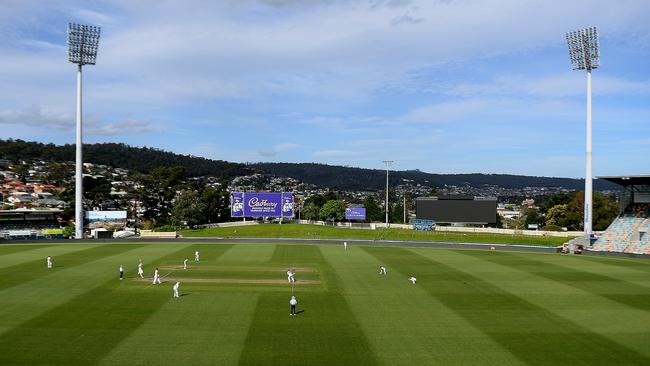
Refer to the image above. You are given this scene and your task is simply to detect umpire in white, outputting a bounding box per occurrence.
[289,295,297,316]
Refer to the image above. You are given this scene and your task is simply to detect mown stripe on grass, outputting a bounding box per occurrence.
[440,249,650,357]
[0,243,195,365]
[237,244,378,366]
[364,247,650,365]
[97,245,261,366]
[576,255,650,273]
[0,244,179,336]
[0,243,99,270]
[464,250,650,312]
[0,244,116,291]
[321,245,524,366]
[217,243,276,264]
[539,253,650,286]
[0,244,51,257]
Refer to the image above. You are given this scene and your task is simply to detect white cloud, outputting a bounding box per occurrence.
[257,142,302,157]
[86,119,155,136]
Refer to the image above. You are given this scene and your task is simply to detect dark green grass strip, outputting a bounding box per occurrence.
[364,247,649,366]
[459,250,650,312]
[0,244,233,366]
[237,245,378,366]
[0,244,144,291]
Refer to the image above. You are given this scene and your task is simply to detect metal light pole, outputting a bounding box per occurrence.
[566,26,599,240]
[68,23,101,239]
[382,160,393,227]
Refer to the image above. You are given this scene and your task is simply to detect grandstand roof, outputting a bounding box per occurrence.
[598,175,650,187]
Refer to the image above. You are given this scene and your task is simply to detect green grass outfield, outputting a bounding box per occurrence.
[0,241,649,365]
[182,224,570,246]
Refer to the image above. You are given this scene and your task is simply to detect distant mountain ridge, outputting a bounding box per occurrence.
[250,162,619,191]
[0,139,619,191]
[0,139,251,178]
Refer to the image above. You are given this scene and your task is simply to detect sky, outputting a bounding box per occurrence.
[0,0,649,178]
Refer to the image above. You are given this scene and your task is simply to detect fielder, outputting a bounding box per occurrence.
[194,250,200,262]
[152,268,162,284]
[47,256,52,269]
[408,276,417,284]
[119,264,124,280]
[344,241,347,250]
[137,261,144,278]
[287,269,295,283]
[289,295,297,316]
[379,266,387,275]
[183,258,188,270]
[173,281,180,298]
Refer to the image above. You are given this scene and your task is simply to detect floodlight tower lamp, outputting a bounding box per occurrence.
[67,23,101,239]
[566,26,599,240]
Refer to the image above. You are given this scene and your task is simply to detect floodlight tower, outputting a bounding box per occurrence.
[68,23,101,239]
[383,160,393,227]
[566,27,599,240]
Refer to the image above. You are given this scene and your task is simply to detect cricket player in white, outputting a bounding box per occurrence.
[379,266,387,275]
[137,262,144,278]
[194,250,200,262]
[173,282,180,298]
[287,269,295,283]
[183,258,188,270]
[344,241,347,250]
[153,268,161,284]
[408,276,417,284]
[289,295,297,316]
[47,256,52,269]
[119,265,124,280]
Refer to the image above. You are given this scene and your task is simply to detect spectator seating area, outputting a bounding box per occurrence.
[591,203,650,255]
[0,219,63,240]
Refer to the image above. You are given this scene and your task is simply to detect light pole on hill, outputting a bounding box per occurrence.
[68,23,101,239]
[566,26,599,240]
[383,160,393,228]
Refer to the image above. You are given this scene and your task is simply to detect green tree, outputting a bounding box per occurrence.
[302,202,320,221]
[202,186,230,223]
[363,196,383,222]
[170,190,205,228]
[11,164,29,182]
[391,202,405,223]
[132,166,186,224]
[593,192,619,230]
[319,200,346,222]
[304,194,326,209]
[545,204,569,228]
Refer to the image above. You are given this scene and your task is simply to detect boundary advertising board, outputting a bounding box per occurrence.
[231,192,294,218]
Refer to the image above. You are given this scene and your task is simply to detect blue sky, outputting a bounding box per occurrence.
[1,0,649,178]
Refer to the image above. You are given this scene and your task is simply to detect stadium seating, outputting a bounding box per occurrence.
[0,219,63,240]
[591,203,650,254]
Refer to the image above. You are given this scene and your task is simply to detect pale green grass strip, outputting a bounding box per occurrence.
[216,244,276,264]
[0,244,191,335]
[321,245,525,366]
[0,243,99,269]
[415,248,650,358]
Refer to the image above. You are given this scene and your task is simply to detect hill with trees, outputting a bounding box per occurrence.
[251,162,619,191]
[1,139,620,191]
[0,139,251,178]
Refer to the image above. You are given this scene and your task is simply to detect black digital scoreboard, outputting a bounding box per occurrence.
[416,195,497,224]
